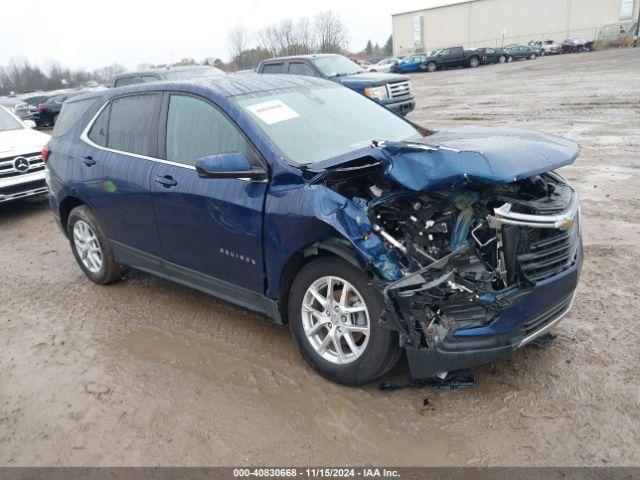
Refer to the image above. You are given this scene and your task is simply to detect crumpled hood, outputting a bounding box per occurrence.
[381,126,580,191]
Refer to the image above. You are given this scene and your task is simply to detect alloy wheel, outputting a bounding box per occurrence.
[301,276,370,365]
[73,220,103,273]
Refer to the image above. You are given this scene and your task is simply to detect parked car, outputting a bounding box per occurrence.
[45,75,583,385]
[420,46,483,72]
[504,45,539,60]
[529,40,562,55]
[474,47,512,64]
[21,91,69,126]
[257,54,415,116]
[0,98,38,123]
[367,58,399,73]
[0,105,49,204]
[37,91,91,126]
[562,38,595,53]
[390,55,428,73]
[110,66,225,88]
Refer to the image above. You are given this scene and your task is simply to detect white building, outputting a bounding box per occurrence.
[392,0,639,55]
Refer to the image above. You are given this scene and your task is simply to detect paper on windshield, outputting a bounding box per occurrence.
[246,99,299,125]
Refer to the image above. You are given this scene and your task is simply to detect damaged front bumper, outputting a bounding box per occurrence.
[380,194,583,379]
[402,249,581,378]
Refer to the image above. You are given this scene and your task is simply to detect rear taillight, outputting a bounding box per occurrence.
[42,146,50,163]
[38,105,45,111]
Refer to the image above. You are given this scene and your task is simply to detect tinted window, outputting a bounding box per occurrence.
[114,76,139,87]
[140,75,161,83]
[52,97,97,137]
[262,63,284,74]
[88,103,111,147]
[166,94,253,166]
[288,63,315,76]
[107,94,160,156]
[439,49,450,56]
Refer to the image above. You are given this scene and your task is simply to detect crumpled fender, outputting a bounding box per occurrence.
[312,186,403,280]
[380,126,580,191]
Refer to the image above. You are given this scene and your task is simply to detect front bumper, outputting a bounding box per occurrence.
[0,170,48,204]
[385,97,416,116]
[405,244,582,378]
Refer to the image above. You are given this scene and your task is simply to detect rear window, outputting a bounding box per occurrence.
[51,98,98,138]
[262,63,284,74]
[106,94,160,157]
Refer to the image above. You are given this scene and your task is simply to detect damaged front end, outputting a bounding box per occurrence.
[309,128,583,378]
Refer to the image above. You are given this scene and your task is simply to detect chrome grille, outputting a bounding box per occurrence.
[387,81,411,99]
[0,153,44,179]
[517,220,580,282]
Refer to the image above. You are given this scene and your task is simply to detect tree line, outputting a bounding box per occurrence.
[0,58,125,96]
[226,11,352,70]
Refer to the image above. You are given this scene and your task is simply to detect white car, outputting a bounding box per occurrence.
[368,58,399,73]
[0,105,50,204]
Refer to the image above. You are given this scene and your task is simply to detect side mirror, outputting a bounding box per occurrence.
[23,120,36,128]
[195,152,267,181]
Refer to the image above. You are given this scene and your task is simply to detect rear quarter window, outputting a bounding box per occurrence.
[114,76,139,87]
[51,98,98,138]
[262,63,284,74]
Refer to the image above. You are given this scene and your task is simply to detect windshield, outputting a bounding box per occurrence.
[235,85,420,166]
[312,56,363,78]
[0,107,23,132]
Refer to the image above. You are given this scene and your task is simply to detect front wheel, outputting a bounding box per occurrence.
[288,257,400,385]
[469,57,479,68]
[529,53,537,60]
[426,61,437,72]
[498,54,507,63]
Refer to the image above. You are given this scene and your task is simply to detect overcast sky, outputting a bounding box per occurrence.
[0,0,459,71]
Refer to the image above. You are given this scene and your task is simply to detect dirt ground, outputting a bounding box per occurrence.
[1,48,639,467]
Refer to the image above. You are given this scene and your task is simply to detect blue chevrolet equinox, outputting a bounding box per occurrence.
[45,74,582,385]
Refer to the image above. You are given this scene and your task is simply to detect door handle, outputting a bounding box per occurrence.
[154,175,177,188]
[82,156,96,166]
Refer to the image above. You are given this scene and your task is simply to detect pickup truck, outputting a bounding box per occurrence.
[421,46,482,72]
[256,54,415,116]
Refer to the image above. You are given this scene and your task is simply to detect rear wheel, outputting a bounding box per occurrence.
[288,257,400,385]
[529,53,537,60]
[469,56,479,68]
[67,206,122,285]
[507,55,513,63]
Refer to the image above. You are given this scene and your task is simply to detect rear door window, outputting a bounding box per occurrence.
[106,94,161,157]
[288,63,315,76]
[114,76,139,87]
[262,63,284,74]
[51,97,98,137]
[165,94,255,166]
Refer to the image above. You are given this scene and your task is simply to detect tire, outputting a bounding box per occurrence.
[469,57,479,68]
[52,113,59,126]
[507,55,513,63]
[498,55,507,63]
[419,62,428,72]
[529,53,537,60]
[370,69,376,72]
[67,205,122,285]
[426,61,437,72]
[288,257,400,385]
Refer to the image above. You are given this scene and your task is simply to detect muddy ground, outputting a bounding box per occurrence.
[1,48,639,467]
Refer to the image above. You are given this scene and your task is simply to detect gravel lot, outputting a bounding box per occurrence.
[1,48,639,467]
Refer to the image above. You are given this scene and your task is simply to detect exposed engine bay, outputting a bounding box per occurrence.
[316,162,580,353]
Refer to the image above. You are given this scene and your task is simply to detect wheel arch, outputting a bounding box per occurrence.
[59,195,86,235]
[276,238,367,324]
